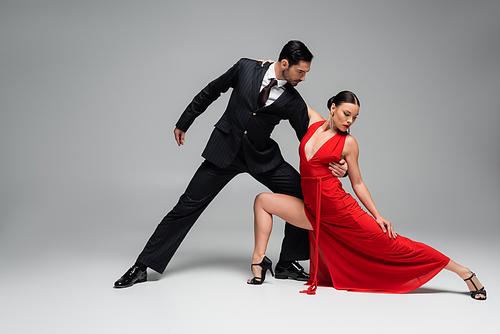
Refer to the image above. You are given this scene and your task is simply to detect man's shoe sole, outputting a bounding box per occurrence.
[275,273,309,281]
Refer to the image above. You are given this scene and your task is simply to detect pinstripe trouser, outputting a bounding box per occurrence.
[136,151,309,274]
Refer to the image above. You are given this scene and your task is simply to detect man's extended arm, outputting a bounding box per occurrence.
[175,60,241,133]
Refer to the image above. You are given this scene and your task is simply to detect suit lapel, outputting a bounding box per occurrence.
[266,83,295,110]
[253,63,270,104]
[253,64,296,111]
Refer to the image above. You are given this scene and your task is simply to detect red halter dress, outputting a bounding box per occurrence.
[299,121,449,294]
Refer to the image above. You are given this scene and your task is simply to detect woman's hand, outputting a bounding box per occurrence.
[375,216,397,239]
[257,59,275,67]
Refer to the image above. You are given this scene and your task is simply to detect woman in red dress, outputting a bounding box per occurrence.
[247,91,486,301]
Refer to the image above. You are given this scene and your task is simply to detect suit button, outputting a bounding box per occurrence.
[244,131,248,135]
[252,113,256,116]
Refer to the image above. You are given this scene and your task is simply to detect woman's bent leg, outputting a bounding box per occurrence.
[252,193,311,263]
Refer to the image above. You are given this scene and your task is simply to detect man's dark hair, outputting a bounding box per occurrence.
[278,40,313,66]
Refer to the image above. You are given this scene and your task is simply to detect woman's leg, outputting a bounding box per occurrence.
[445,259,486,299]
[250,193,312,280]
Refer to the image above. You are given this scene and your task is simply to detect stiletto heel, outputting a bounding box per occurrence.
[464,272,487,301]
[247,256,275,285]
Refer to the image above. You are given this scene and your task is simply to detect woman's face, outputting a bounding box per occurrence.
[330,102,359,132]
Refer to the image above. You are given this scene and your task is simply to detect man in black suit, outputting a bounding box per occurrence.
[114,40,347,288]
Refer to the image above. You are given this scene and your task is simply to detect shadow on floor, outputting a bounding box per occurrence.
[146,254,249,282]
[406,287,469,296]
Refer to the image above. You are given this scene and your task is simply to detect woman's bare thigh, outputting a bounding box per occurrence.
[256,193,312,230]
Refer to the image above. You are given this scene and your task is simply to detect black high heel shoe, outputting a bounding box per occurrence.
[247,256,275,285]
[464,272,487,301]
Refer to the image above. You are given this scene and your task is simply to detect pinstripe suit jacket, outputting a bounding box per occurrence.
[176,58,308,174]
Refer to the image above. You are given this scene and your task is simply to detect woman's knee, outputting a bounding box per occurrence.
[254,192,272,209]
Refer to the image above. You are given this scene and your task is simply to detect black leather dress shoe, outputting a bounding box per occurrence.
[275,261,310,281]
[114,265,147,288]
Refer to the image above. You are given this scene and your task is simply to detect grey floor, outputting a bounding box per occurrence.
[1,181,498,334]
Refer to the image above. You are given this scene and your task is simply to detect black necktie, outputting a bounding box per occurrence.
[257,78,277,109]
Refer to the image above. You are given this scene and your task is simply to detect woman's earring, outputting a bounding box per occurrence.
[330,114,334,129]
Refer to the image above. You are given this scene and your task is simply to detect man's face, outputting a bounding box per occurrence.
[282,60,311,86]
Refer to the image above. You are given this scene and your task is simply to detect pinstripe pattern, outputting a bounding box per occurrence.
[176,58,309,173]
[137,58,310,273]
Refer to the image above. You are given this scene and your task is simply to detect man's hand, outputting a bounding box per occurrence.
[329,159,348,177]
[174,128,185,146]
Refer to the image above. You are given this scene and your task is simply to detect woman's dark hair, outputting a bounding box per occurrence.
[327,91,360,110]
[278,40,314,66]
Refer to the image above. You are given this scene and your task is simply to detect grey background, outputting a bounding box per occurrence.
[1,0,499,333]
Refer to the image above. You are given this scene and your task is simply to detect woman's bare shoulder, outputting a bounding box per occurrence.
[344,134,359,154]
[345,133,357,143]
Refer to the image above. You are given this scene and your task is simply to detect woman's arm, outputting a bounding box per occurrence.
[343,135,397,238]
